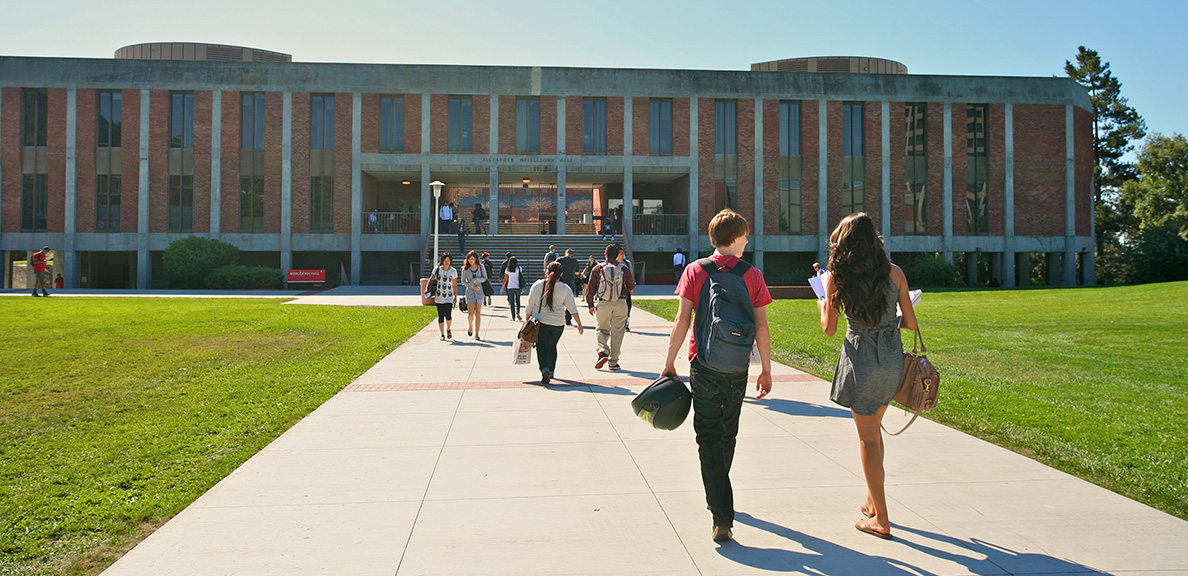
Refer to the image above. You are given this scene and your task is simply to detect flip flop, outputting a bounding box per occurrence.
[855,519,892,540]
[860,505,874,519]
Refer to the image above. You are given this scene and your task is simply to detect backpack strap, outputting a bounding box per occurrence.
[697,257,752,278]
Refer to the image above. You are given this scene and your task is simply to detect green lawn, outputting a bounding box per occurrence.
[0,298,436,576]
[635,281,1188,521]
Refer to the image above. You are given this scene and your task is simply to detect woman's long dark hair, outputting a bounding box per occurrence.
[543,261,562,309]
[827,213,891,329]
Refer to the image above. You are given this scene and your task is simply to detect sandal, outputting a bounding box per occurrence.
[860,505,875,519]
[440,335,446,341]
[446,330,452,340]
[855,518,892,540]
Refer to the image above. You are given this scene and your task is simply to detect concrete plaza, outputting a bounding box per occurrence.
[98,292,1188,575]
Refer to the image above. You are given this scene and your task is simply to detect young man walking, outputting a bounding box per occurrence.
[557,248,581,325]
[661,209,773,542]
[31,246,52,297]
[585,244,634,370]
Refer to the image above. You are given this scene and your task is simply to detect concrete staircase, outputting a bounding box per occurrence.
[421,234,624,285]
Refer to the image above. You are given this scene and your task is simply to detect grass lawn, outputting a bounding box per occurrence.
[0,298,436,576]
[635,281,1188,521]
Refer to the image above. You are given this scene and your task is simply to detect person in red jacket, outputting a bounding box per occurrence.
[31,246,52,297]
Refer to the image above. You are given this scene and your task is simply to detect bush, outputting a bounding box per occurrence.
[204,265,284,290]
[905,254,960,287]
[162,237,241,289]
[1126,225,1188,284]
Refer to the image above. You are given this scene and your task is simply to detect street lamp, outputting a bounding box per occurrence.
[431,180,444,266]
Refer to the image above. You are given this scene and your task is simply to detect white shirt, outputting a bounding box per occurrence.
[673,252,686,267]
[505,266,523,290]
[439,205,453,220]
[525,280,579,327]
[432,266,457,304]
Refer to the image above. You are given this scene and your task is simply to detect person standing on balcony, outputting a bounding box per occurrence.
[368,209,378,233]
[439,201,454,234]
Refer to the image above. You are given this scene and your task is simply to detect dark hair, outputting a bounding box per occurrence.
[605,244,620,260]
[709,209,750,248]
[481,252,490,260]
[465,251,479,268]
[544,261,563,309]
[505,252,512,259]
[508,257,518,271]
[439,252,452,266]
[827,213,891,329]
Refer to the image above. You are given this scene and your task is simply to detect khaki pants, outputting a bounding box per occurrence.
[595,298,629,364]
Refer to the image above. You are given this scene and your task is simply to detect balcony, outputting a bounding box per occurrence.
[363,212,420,234]
[632,213,688,236]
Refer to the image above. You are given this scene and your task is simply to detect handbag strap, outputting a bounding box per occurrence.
[886,326,928,436]
[882,399,924,436]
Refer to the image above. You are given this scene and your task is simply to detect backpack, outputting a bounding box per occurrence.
[596,263,625,302]
[692,258,756,374]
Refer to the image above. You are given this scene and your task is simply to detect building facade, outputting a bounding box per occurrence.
[0,55,1093,288]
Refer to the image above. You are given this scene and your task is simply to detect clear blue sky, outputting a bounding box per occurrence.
[2,0,1184,139]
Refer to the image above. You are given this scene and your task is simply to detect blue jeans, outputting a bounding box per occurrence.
[506,288,521,318]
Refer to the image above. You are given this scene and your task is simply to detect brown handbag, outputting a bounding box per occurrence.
[884,327,940,436]
[516,291,545,346]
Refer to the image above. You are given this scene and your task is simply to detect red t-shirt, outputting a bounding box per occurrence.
[32,252,48,273]
[674,254,772,362]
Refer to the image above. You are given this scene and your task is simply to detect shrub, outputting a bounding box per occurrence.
[1126,225,1188,284]
[905,254,960,287]
[205,265,284,290]
[162,237,240,289]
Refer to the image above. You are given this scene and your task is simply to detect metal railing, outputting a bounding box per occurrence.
[363,212,420,234]
[632,213,688,236]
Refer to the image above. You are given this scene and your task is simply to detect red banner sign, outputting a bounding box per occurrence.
[286,269,326,282]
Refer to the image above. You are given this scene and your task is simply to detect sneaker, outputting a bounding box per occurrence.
[540,369,551,386]
[608,364,621,371]
[594,352,609,369]
[32,293,40,297]
[712,526,733,542]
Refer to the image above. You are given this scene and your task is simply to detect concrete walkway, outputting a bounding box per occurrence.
[101,300,1188,575]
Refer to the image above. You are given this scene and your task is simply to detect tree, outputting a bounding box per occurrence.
[1121,134,1188,239]
[1064,47,1147,273]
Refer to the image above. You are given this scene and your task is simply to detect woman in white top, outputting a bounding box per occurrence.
[431,253,459,340]
[525,261,584,385]
[501,257,525,321]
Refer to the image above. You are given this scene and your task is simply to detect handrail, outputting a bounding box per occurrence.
[631,213,688,235]
[362,212,420,234]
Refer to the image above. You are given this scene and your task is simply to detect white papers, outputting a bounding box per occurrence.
[896,289,923,318]
[808,271,830,299]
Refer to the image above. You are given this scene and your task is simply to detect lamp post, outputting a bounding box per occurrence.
[430,180,444,266]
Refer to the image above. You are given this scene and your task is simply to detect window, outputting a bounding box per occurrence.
[96,90,123,232]
[310,176,335,233]
[649,99,672,155]
[448,96,472,153]
[516,97,540,154]
[778,101,802,234]
[582,98,606,154]
[966,104,989,235]
[714,100,737,210]
[311,94,335,150]
[168,93,195,232]
[240,93,266,232]
[379,96,404,153]
[904,103,927,235]
[20,89,48,232]
[842,103,865,215]
[310,95,336,232]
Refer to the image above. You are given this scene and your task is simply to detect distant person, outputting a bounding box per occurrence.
[31,246,51,297]
[813,262,825,276]
[525,261,584,385]
[457,219,468,253]
[586,244,634,371]
[480,252,495,305]
[817,212,919,541]
[661,208,773,542]
[618,249,634,332]
[501,256,525,321]
[439,201,454,234]
[557,248,581,325]
[543,245,558,269]
[673,248,687,285]
[368,209,378,233]
[430,253,458,341]
[473,203,488,235]
[462,251,488,340]
[55,274,64,289]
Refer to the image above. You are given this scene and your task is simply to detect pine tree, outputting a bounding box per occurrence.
[1064,47,1147,279]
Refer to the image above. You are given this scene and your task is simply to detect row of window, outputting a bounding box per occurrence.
[14,88,994,236]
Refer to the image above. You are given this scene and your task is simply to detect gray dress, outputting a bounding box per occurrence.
[462,265,487,305]
[830,278,904,416]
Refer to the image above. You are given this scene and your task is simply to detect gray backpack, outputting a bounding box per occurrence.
[596,263,625,302]
[693,258,756,374]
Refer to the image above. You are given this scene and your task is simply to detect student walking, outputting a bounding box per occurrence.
[473,203,488,234]
[31,246,52,297]
[430,253,459,340]
[585,244,634,370]
[480,252,495,305]
[661,209,773,542]
[673,248,687,284]
[525,261,585,385]
[462,251,488,340]
[501,257,525,321]
[457,220,469,252]
[557,248,580,325]
[817,212,918,541]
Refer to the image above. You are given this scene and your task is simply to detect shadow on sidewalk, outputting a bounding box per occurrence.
[745,397,851,419]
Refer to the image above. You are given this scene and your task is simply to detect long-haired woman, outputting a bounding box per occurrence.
[462,251,488,340]
[501,257,524,321]
[817,212,918,540]
[525,261,584,385]
[431,252,459,341]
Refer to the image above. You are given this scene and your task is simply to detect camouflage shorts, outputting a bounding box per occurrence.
[36,270,52,287]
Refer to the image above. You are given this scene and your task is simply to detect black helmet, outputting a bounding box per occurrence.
[631,375,692,430]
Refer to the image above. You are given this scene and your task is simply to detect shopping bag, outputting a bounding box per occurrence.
[512,338,532,365]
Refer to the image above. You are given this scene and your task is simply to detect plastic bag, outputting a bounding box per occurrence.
[512,338,532,365]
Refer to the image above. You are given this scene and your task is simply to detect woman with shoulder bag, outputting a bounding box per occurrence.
[432,253,459,341]
[817,212,919,541]
[525,261,584,385]
[462,251,488,340]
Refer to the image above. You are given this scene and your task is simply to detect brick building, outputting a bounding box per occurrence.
[0,51,1093,288]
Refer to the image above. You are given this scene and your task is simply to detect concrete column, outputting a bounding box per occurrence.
[421,93,430,156]
[881,101,891,241]
[280,92,292,273]
[0,85,3,239]
[688,97,699,256]
[556,168,566,235]
[990,252,1002,286]
[1084,250,1095,285]
[624,97,632,156]
[967,252,978,286]
[942,102,953,261]
[420,164,432,240]
[64,88,77,288]
[489,94,498,155]
[2,252,9,290]
[210,90,221,239]
[488,168,499,235]
[137,89,150,288]
[753,97,764,270]
[557,97,566,155]
[1063,104,1077,286]
[623,169,634,238]
[1047,252,1063,286]
[1003,104,1016,287]
[818,99,829,263]
[1016,252,1030,286]
[350,92,362,285]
